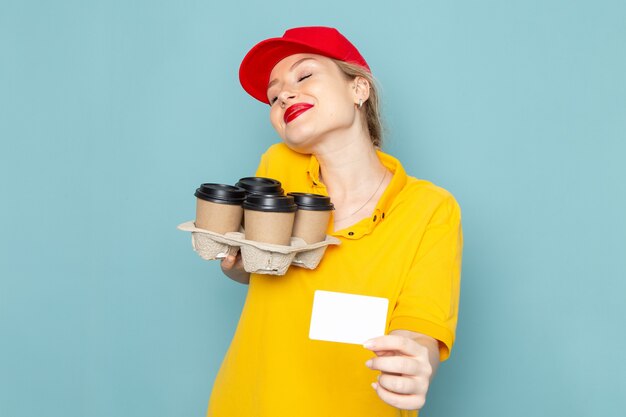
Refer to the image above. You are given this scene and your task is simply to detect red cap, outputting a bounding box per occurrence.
[239,26,371,104]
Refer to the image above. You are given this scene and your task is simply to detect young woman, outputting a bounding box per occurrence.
[210,26,462,417]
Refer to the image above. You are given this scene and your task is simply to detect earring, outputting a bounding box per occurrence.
[358,99,363,108]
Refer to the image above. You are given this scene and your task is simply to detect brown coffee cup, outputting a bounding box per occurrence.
[194,184,246,234]
[288,193,335,244]
[235,177,284,228]
[243,194,298,246]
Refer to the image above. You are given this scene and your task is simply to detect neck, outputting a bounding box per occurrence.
[299,123,391,229]
[313,128,384,193]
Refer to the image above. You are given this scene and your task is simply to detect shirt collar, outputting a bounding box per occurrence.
[307,150,408,239]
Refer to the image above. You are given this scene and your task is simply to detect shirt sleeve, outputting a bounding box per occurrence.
[388,193,463,361]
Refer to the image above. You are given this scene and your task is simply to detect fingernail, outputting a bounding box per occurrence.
[365,359,373,368]
[363,340,375,349]
[371,382,378,390]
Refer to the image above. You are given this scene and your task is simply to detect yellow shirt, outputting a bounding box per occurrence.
[207,144,463,417]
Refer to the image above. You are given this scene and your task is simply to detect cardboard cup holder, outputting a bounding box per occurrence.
[177,221,340,275]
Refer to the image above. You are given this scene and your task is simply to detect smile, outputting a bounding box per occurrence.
[284,103,314,124]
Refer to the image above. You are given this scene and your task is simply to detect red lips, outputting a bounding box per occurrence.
[284,103,314,124]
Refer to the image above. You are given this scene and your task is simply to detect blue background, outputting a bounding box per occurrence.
[1,1,625,416]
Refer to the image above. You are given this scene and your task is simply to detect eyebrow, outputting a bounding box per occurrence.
[267,57,316,91]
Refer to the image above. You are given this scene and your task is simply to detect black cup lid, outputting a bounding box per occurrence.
[235,177,284,195]
[243,194,297,213]
[194,183,246,204]
[287,192,335,211]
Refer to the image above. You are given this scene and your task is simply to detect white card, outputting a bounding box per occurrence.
[309,290,389,345]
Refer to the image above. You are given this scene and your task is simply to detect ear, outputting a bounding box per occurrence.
[352,76,371,106]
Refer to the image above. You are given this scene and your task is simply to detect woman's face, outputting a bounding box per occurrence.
[266,53,357,153]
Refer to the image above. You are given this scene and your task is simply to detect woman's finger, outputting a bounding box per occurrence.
[373,350,395,358]
[372,382,426,410]
[366,355,424,377]
[377,374,421,395]
[220,255,236,270]
[363,335,424,357]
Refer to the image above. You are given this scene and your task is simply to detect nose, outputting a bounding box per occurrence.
[278,89,296,108]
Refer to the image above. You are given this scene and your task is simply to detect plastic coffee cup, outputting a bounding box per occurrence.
[236,177,284,228]
[194,183,246,234]
[288,192,335,244]
[235,177,284,196]
[243,194,297,246]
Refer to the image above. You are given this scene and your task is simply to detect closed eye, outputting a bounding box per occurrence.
[268,73,311,104]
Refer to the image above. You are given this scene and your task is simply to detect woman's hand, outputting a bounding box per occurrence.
[364,330,440,410]
[220,250,250,284]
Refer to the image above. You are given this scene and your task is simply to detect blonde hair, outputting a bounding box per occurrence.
[333,59,384,148]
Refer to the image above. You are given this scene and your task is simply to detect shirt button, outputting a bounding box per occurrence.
[372,215,377,222]
[348,231,354,236]
[382,213,385,219]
